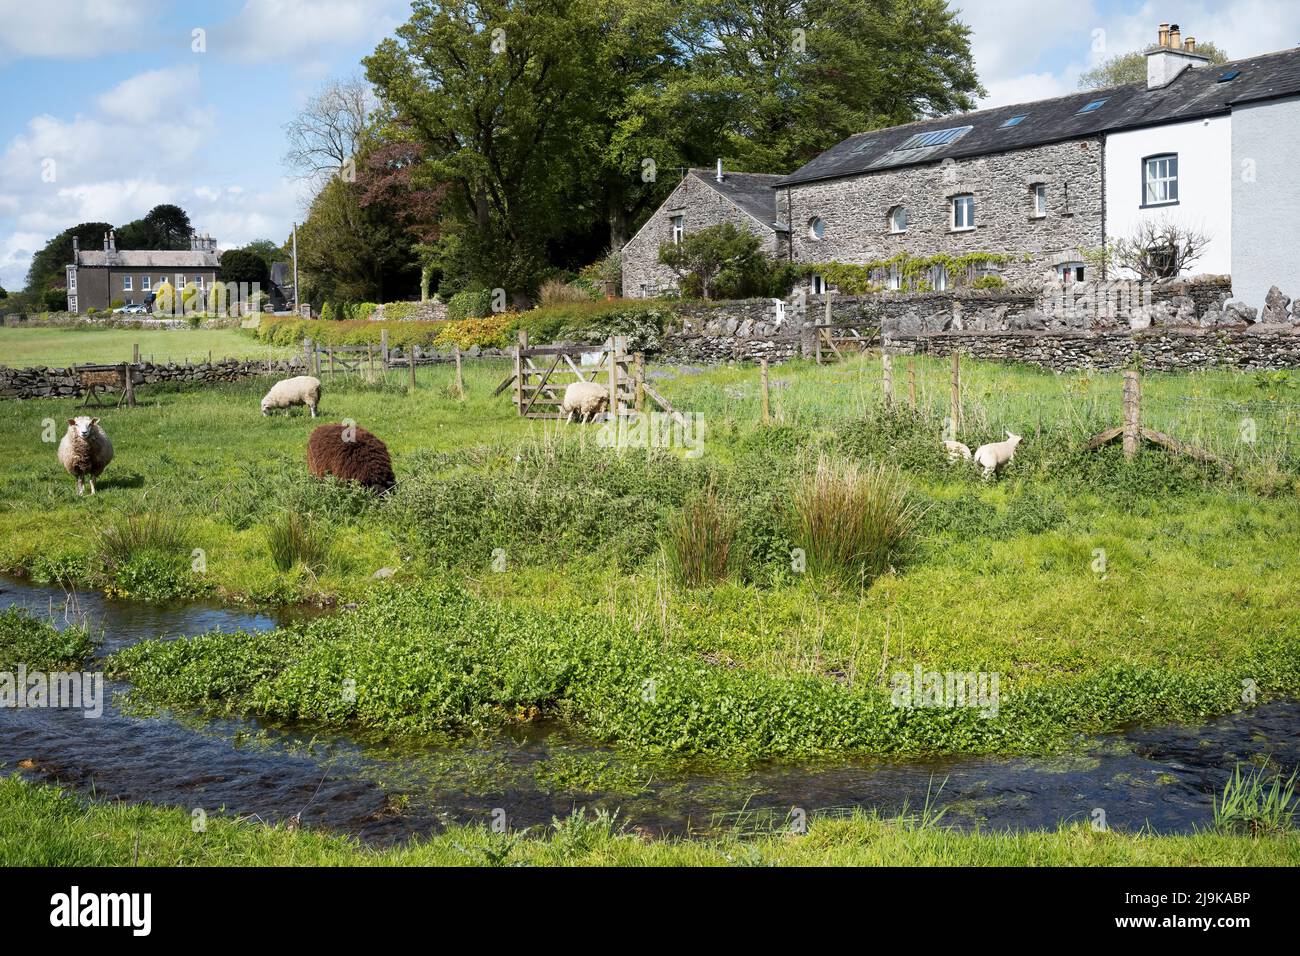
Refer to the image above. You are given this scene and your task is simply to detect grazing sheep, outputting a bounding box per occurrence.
[943,440,972,463]
[57,416,114,495]
[306,423,395,493]
[561,380,610,423]
[972,431,1023,478]
[261,375,322,417]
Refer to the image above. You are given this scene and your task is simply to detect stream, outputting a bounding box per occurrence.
[2,575,1296,844]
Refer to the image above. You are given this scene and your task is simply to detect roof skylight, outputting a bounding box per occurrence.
[1077,98,1108,114]
[893,125,972,151]
[999,115,1027,128]
[1217,70,1241,82]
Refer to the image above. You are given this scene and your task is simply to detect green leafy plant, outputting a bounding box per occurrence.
[664,487,738,587]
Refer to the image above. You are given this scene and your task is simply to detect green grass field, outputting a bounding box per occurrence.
[0,325,292,368]
[3,776,1295,866]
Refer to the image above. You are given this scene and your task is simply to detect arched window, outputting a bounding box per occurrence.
[888,206,909,233]
[807,216,825,240]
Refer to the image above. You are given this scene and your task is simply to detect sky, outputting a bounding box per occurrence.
[1,0,1298,292]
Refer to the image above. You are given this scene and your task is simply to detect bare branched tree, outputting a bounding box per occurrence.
[283,76,377,182]
[1114,218,1211,279]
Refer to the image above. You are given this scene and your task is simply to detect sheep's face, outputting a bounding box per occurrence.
[67,416,97,439]
[1005,431,1022,448]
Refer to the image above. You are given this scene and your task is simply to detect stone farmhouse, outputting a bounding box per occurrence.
[66,231,220,313]
[622,24,1300,312]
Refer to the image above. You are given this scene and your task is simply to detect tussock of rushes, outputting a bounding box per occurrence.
[665,488,737,588]
[266,512,329,573]
[96,511,192,569]
[1213,764,1297,836]
[791,455,917,587]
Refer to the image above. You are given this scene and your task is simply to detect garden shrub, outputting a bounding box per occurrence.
[447,289,493,321]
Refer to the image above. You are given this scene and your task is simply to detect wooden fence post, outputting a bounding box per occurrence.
[634,351,645,412]
[607,336,621,418]
[454,345,464,399]
[122,362,135,407]
[881,352,894,407]
[328,347,335,382]
[380,329,389,372]
[1122,368,1141,460]
[133,343,140,364]
[515,330,527,415]
[367,345,374,382]
[908,359,917,409]
[408,345,417,391]
[949,352,962,434]
[760,358,770,423]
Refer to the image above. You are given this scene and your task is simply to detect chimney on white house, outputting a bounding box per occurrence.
[107,230,116,253]
[716,158,724,182]
[1146,21,1210,89]
[102,232,109,252]
[72,236,79,256]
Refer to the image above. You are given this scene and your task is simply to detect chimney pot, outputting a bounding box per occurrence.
[1184,36,1196,52]
[103,232,109,252]
[1169,24,1181,48]
[1158,23,1170,47]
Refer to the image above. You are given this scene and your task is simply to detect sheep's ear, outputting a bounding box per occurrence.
[66,418,76,426]
[90,418,99,426]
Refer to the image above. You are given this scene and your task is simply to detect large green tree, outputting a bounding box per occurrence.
[116,204,195,250]
[24,221,114,294]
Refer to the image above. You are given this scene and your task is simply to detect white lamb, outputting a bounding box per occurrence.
[57,416,114,495]
[943,440,972,462]
[972,431,1023,478]
[261,375,322,417]
[561,380,610,423]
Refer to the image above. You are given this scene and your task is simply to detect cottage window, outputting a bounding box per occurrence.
[1056,262,1086,284]
[885,263,902,291]
[930,265,949,291]
[811,274,826,295]
[67,268,76,291]
[68,296,78,312]
[670,215,684,245]
[142,276,151,291]
[951,194,975,231]
[1032,184,1047,218]
[808,217,825,240]
[1143,154,1178,206]
[888,206,908,233]
[122,275,132,291]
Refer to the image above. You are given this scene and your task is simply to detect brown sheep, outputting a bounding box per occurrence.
[306,423,396,494]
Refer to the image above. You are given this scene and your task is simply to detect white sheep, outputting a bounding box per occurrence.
[943,440,972,463]
[57,416,114,495]
[260,375,322,417]
[561,380,610,423]
[972,431,1023,478]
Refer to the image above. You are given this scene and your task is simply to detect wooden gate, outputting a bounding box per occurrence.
[814,324,880,364]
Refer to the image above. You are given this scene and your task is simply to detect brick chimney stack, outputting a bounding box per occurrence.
[1146,21,1209,89]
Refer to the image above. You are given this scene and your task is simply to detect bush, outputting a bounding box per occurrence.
[447,289,493,321]
[790,456,918,587]
[433,313,514,349]
[320,302,336,322]
[664,487,738,587]
[538,278,594,307]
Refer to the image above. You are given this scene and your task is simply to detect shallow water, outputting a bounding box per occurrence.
[1,575,1295,844]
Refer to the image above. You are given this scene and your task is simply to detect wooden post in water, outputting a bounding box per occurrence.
[1122,369,1142,460]
[881,352,894,407]
[908,359,917,409]
[454,345,464,399]
[949,352,962,434]
[515,330,526,414]
[760,358,771,423]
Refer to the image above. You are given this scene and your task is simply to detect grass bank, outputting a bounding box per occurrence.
[0,325,291,368]
[4,776,1296,866]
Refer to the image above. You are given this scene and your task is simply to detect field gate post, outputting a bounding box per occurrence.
[381,329,389,372]
[760,358,770,424]
[408,345,417,391]
[1122,369,1142,460]
[634,351,645,412]
[454,345,464,399]
[515,330,527,415]
[122,362,135,407]
[881,352,894,407]
[133,343,140,364]
[908,359,917,409]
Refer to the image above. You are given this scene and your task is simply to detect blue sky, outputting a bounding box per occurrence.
[1,0,1297,291]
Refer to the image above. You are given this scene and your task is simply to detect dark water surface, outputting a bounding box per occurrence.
[2,576,1296,844]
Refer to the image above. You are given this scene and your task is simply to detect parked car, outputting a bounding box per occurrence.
[113,304,149,315]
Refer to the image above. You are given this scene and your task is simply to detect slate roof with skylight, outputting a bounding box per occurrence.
[775,45,1300,188]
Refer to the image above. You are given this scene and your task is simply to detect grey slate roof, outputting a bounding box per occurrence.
[689,168,789,231]
[75,250,221,268]
[776,46,1300,187]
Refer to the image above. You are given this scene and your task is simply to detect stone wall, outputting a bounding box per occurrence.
[781,138,1106,283]
[887,327,1300,372]
[0,356,309,400]
[372,300,448,321]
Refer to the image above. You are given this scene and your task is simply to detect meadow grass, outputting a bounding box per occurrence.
[3,775,1296,866]
[0,326,292,368]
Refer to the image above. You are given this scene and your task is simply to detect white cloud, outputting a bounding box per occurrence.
[215,0,408,62]
[0,0,158,61]
[96,66,202,124]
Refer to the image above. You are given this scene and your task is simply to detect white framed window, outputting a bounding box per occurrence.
[811,274,826,295]
[888,206,908,233]
[885,263,902,291]
[638,283,647,297]
[193,275,203,288]
[930,265,948,291]
[67,267,76,291]
[1032,184,1047,218]
[1143,154,1178,206]
[142,276,151,291]
[670,215,684,245]
[68,295,78,312]
[1056,262,1086,284]
[122,275,133,291]
[808,216,825,240]
[951,194,975,231]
